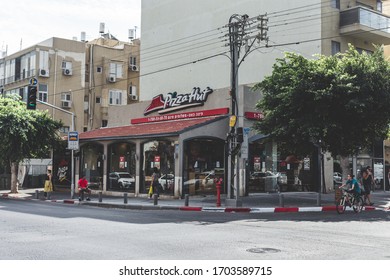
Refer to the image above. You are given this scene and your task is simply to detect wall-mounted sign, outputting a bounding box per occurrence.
[132,108,229,124]
[244,111,264,120]
[144,87,213,115]
[119,156,125,169]
[254,156,261,171]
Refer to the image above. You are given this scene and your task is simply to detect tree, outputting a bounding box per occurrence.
[0,95,63,193]
[253,45,390,159]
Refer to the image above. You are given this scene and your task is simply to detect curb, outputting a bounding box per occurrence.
[0,195,381,213]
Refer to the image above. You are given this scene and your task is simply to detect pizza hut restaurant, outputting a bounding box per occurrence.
[76,85,317,197]
[77,87,238,198]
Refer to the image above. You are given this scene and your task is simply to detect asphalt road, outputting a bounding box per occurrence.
[0,199,389,260]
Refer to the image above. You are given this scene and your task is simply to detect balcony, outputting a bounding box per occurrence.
[340,6,390,45]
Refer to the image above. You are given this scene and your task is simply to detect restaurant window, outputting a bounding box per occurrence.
[141,140,175,195]
[183,138,225,196]
[107,142,136,192]
[80,143,104,190]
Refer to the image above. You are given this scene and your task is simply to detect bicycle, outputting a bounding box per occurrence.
[336,187,364,214]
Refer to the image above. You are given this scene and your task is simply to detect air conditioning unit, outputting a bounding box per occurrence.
[39,69,49,77]
[130,95,138,101]
[130,65,139,72]
[108,75,116,83]
[61,101,72,108]
[63,68,72,76]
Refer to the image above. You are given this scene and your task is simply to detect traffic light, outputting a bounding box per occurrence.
[27,85,37,110]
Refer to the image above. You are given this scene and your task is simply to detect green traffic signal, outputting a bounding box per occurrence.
[27,85,37,110]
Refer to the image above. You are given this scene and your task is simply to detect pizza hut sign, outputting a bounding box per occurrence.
[144,87,213,115]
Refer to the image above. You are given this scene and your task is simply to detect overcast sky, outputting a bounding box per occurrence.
[1,0,141,56]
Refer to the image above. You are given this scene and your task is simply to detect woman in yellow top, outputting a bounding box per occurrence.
[43,170,53,199]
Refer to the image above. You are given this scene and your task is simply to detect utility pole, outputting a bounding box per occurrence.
[226,13,268,205]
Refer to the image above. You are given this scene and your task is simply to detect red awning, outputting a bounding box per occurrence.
[79,115,227,141]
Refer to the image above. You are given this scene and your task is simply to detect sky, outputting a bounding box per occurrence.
[0,0,141,56]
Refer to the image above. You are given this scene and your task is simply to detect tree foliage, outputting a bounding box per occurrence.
[0,95,63,192]
[253,45,390,157]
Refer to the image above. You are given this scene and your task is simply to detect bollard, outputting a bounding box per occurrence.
[317,192,321,206]
[98,191,103,203]
[215,178,223,207]
[279,193,284,207]
[124,192,128,204]
[184,194,189,206]
[35,190,39,199]
[153,194,158,205]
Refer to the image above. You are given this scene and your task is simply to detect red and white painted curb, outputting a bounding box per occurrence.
[180,205,377,213]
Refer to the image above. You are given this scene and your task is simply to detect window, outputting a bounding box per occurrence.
[377,0,383,12]
[19,87,27,102]
[61,92,71,101]
[102,120,108,127]
[97,66,102,73]
[129,85,137,96]
[331,41,341,55]
[331,0,340,9]
[109,62,123,78]
[39,50,49,71]
[130,56,137,66]
[109,90,125,105]
[96,97,101,104]
[356,47,373,55]
[38,84,48,102]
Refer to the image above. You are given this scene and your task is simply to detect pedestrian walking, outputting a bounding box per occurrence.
[362,166,374,206]
[149,167,160,199]
[43,170,53,199]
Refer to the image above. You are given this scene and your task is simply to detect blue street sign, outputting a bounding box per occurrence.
[29,78,38,85]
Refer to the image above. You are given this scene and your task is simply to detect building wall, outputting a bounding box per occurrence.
[140,0,322,101]
[85,39,140,130]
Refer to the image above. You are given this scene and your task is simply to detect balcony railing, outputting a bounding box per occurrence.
[340,6,390,44]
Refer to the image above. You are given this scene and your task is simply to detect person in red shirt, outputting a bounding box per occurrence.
[78,176,91,201]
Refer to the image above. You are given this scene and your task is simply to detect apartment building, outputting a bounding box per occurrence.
[0,36,140,189]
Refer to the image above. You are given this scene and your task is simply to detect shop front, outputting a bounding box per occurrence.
[78,110,229,197]
[248,137,319,193]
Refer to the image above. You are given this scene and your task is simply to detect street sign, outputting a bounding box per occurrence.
[29,78,38,85]
[68,131,79,150]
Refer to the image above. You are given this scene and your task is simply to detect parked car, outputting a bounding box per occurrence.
[333,172,342,183]
[249,171,284,192]
[158,174,174,191]
[108,172,135,190]
[183,171,216,192]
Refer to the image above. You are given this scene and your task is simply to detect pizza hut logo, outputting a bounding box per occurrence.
[144,87,213,115]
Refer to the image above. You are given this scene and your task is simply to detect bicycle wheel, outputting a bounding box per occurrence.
[353,196,364,213]
[336,196,346,214]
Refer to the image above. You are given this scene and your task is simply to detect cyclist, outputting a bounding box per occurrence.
[340,174,361,205]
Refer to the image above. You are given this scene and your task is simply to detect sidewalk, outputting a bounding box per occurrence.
[1,188,389,213]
